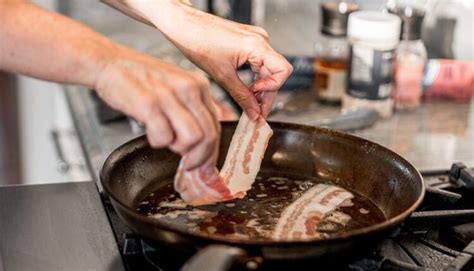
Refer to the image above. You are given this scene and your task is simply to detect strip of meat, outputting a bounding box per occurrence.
[272,184,354,241]
[174,113,273,206]
[221,113,273,197]
[173,164,233,206]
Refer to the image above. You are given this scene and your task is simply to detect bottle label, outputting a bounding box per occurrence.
[314,58,347,101]
[347,44,395,100]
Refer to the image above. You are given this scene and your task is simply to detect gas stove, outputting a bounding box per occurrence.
[102,163,474,271]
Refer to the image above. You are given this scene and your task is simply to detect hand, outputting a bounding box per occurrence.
[121,1,293,120]
[177,15,293,120]
[95,47,220,170]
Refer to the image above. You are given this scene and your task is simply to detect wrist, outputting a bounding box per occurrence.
[86,39,122,90]
[126,0,194,30]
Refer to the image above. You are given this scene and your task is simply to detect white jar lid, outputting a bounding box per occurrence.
[348,11,401,44]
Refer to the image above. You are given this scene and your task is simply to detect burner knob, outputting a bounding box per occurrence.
[449,162,474,190]
[460,168,474,190]
[449,162,466,180]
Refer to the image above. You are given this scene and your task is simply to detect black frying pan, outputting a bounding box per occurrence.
[100,121,424,270]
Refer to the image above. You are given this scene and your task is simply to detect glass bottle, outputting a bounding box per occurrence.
[313,1,358,104]
[392,6,427,110]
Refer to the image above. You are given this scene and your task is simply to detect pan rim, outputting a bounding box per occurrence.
[100,121,425,246]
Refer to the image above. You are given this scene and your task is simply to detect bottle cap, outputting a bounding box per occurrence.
[321,2,359,37]
[390,6,425,40]
[348,11,401,44]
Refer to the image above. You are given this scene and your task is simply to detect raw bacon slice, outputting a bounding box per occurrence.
[220,113,273,197]
[272,184,353,241]
[174,113,273,206]
[173,164,233,206]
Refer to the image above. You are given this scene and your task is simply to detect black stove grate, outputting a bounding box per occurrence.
[104,163,474,271]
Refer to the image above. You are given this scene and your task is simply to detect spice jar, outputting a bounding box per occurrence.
[314,1,358,104]
[423,59,474,102]
[342,11,401,118]
[391,6,427,110]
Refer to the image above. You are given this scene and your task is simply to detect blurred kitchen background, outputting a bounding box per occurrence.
[0,0,472,185]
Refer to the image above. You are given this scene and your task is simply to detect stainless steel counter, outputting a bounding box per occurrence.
[0,181,124,271]
[269,98,474,171]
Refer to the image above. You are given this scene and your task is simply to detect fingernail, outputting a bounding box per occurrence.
[246,108,260,121]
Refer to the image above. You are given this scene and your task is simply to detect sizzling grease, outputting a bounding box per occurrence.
[136,172,386,241]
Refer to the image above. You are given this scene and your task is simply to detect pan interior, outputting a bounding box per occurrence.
[136,170,386,241]
[101,122,423,244]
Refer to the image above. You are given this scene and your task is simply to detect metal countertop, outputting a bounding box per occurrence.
[0,181,124,271]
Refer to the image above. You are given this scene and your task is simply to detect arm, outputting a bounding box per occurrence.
[102,0,293,120]
[100,0,192,26]
[0,0,114,88]
[0,0,219,170]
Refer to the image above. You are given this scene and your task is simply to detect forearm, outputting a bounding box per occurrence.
[0,1,118,88]
[101,0,196,40]
[100,0,154,26]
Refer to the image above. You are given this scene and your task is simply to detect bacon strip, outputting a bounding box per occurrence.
[221,113,273,197]
[272,184,353,240]
[174,113,273,206]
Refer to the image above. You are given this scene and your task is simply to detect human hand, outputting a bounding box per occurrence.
[120,1,293,120]
[177,15,293,120]
[95,47,220,170]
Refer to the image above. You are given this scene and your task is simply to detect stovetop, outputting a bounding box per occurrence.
[103,163,474,271]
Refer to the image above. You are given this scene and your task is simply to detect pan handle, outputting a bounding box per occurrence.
[182,245,253,271]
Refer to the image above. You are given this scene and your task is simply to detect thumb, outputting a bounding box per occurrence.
[216,70,261,121]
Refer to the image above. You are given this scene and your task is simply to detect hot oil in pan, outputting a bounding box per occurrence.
[137,172,385,241]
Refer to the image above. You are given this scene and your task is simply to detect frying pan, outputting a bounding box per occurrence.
[100,121,424,270]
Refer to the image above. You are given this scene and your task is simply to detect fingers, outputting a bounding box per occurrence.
[215,66,261,121]
[200,85,222,165]
[198,77,222,162]
[191,72,220,132]
[142,80,203,157]
[144,107,174,148]
[258,90,278,118]
[249,51,293,118]
[252,52,293,92]
[173,74,220,170]
[96,56,220,171]
[139,72,219,171]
